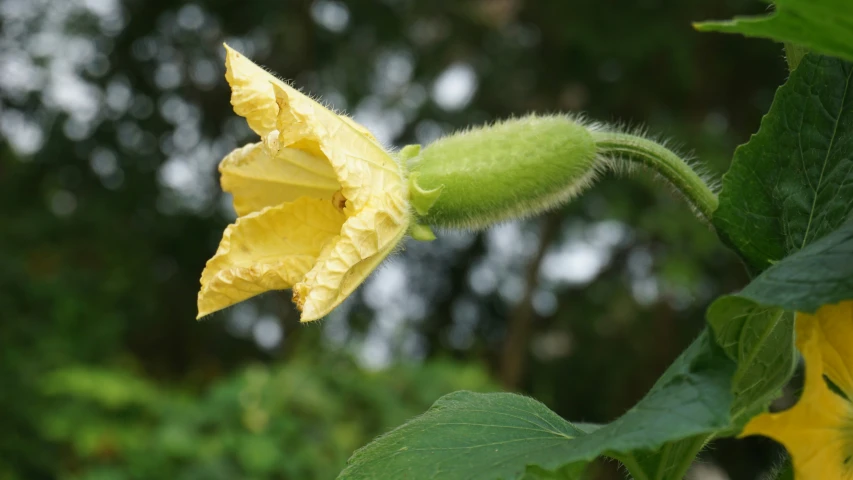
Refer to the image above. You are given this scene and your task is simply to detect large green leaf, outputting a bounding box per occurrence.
[712,54,853,272]
[702,217,853,428]
[699,221,853,437]
[625,300,794,475]
[339,391,594,480]
[738,215,853,313]
[694,0,853,63]
[339,332,735,480]
[706,297,796,431]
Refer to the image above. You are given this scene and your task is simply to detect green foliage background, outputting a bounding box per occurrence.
[32,358,493,479]
[0,0,797,478]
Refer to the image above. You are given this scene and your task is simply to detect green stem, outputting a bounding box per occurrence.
[784,42,807,72]
[665,435,710,480]
[618,454,650,480]
[618,435,709,480]
[591,131,719,223]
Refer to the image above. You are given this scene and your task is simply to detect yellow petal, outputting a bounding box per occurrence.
[224,44,403,213]
[224,44,279,137]
[339,114,382,146]
[293,200,409,322]
[268,82,405,212]
[743,406,851,479]
[800,301,853,397]
[220,142,340,216]
[197,197,345,318]
[742,321,853,479]
[218,45,411,322]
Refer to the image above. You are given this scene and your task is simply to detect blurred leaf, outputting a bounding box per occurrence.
[339,332,735,480]
[695,0,853,62]
[34,359,496,479]
[41,367,161,409]
[236,435,279,475]
[713,54,853,272]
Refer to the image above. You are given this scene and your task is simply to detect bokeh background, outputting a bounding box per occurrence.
[0,0,789,478]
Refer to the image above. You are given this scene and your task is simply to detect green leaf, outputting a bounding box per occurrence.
[339,332,735,480]
[713,54,853,272]
[738,215,853,313]
[521,463,588,480]
[699,215,853,438]
[694,0,853,63]
[706,297,796,430]
[339,391,592,480]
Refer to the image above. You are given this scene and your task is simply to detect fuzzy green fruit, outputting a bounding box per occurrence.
[407,115,598,229]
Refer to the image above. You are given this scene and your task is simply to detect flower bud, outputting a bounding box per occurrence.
[407,115,598,229]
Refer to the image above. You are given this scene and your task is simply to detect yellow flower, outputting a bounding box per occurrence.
[197,45,410,322]
[741,301,853,479]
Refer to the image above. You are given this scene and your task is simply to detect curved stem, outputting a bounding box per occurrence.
[591,131,719,223]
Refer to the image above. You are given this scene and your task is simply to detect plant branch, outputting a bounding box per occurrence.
[591,131,719,223]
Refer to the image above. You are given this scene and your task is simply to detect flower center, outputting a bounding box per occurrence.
[332,190,347,212]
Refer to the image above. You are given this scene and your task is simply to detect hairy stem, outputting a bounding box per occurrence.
[664,435,710,480]
[591,131,719,223]
[784,42,807,72]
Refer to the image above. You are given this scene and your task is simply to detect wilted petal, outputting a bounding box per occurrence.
[225,44,402,213]
[293,202,409,322]
[220,142,340,216]
[268,81,404,213]
[339,114,383,146]
[197,197,345,318]
[210,45,412,323]
[224,44,280,137]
